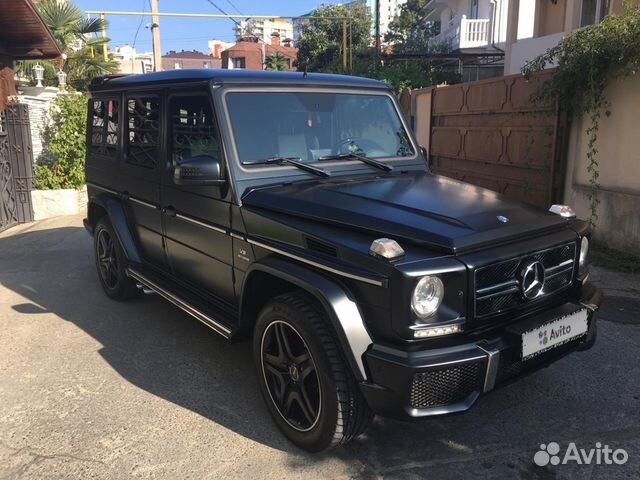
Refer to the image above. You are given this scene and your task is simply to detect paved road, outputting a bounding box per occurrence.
[1,215,639,479]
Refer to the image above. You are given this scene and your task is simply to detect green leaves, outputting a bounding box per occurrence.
[296,3,371,73]
[36,93,88,190]
[265,52,289,71]
[522,5,640,225]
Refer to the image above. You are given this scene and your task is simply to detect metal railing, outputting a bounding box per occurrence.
[460,16,490,48]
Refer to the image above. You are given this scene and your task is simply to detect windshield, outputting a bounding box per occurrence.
[225,92,415,165]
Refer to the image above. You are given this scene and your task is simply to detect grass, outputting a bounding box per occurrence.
[590,243,640,274]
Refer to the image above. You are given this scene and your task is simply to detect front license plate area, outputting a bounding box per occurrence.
[522,308,588,360]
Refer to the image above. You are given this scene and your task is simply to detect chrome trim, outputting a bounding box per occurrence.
[87,182,118,196]
[476,279,519,296]
[175,213,227,235]
[476,286,520,301]
[128,196,157,210]
[229,232,245,241]
[545,258,574,274]
[478,345,500,392]
[408,391,480,417]
[248,239,385,287]
[127,268,232,338]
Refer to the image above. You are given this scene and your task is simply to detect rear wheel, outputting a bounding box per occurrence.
[254,291,372,452]
[94,218,138,301]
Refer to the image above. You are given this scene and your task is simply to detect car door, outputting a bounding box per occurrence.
[161,89,235,305]
[119,92,167,269]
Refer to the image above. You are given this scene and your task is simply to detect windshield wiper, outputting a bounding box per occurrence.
[317,152,393,172]
[245,156,330,177]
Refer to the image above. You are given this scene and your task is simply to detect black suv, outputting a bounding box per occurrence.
[84,70,600,452]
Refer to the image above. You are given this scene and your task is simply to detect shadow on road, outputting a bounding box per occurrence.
[1,224,638,478]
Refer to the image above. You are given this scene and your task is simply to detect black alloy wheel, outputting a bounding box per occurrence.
[254,292,372,452]
[261,320,321,432]
[93,218,138,301]
[97,228,119,290]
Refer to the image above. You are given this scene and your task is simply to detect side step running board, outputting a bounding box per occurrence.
[127,267,233,339]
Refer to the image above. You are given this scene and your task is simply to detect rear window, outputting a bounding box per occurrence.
[89,99,119,158]
[126,97,160,169]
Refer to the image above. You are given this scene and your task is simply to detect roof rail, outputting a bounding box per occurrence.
[90,74,130,87]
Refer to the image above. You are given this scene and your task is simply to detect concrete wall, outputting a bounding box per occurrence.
[563,75,640,253]
[506,31,564,74]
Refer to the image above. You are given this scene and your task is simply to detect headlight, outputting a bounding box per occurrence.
[579,236,589,275]
[411,276,444,318]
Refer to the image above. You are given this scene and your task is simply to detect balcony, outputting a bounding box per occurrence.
[432,15,490,51]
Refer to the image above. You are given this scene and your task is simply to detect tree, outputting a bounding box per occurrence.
[16,0,117,90]
[296,3,372,73]
[265,52,289,71]
[384,0,439,54]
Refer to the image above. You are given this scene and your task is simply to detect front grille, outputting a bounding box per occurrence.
[474,242,576,320]
[409,362,485,409]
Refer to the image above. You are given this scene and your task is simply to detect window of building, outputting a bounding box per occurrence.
[234,57,246,69]
[581,0,611,27]
[90,99,119,158]
[126,97,160,169]
[471,0,479,19]
[174,62,182,69]
[203,61,210,68]
[168,94,220,166]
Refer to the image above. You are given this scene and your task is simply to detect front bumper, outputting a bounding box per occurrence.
[359,283,601,420]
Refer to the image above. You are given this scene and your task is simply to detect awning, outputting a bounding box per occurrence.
[0,0,62,60]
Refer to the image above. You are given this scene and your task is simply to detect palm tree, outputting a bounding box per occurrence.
[265,52,290,71]
[16,0,118,90]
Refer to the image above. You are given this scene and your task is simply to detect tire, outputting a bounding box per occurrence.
[94,217,139,301]
[253,291,372,452]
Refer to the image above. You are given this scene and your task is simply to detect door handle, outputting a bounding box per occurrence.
[162,206,176,217]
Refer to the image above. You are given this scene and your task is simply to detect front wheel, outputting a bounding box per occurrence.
[253,292,372,452]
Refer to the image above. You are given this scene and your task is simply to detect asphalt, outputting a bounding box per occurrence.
[0,215,639,479]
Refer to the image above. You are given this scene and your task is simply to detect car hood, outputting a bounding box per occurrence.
[242,172,569,254]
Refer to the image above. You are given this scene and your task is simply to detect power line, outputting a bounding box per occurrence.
[131,0,147,49]
[223,0,242,15]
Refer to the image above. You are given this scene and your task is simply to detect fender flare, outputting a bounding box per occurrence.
[88,195,141,265]
[241,256,373,382]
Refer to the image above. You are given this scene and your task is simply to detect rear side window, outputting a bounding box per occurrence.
[90,99,119,157]
[126,96,160,169]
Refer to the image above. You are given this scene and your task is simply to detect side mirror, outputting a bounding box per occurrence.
[174,155,225,186]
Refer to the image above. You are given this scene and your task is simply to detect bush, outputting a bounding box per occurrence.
[36,92,87,190]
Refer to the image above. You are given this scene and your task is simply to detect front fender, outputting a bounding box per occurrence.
[241,256,373,382]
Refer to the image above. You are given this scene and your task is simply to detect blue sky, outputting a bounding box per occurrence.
[75,0,343,53]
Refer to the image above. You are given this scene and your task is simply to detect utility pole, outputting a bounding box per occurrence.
[100,13,108,61]
[342,20,348,71]
[374,0,380,51]
[150,0,162,71]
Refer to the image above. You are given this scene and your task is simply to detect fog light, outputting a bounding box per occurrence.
[413,324,462,338]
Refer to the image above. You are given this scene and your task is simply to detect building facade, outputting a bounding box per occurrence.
[425,0,510,52]
[504,0,638,74]
[221,34,297,71]
[111,46,154,74]
[367,0,406,42]
[161,50,221,71]
[234,18,294,45]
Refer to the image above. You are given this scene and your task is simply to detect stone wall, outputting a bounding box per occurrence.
[17,86,62,162]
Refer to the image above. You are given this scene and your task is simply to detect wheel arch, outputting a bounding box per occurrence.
[86,195,141,265]
[240,256,373,381]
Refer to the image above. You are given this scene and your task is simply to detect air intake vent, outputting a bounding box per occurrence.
[305,237,338,257]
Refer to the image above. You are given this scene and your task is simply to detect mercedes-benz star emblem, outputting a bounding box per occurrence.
[520,260,546,300]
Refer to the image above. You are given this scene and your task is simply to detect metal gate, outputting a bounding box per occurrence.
[427,71,568,208]
[0,104,34,232]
